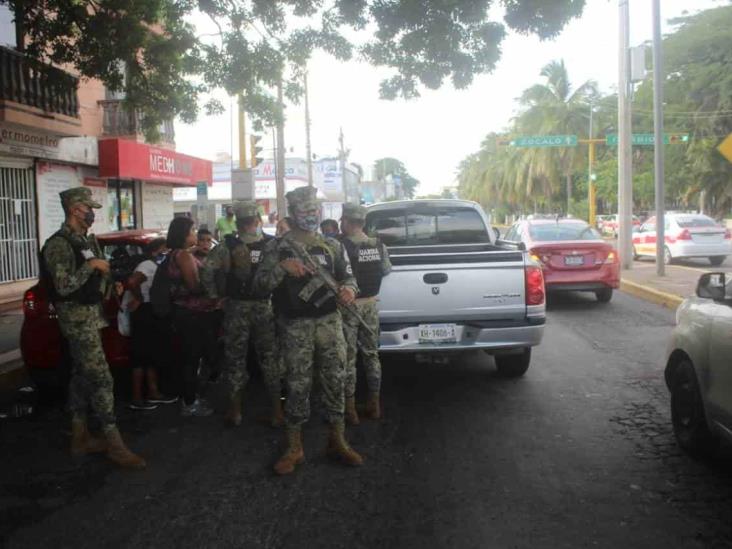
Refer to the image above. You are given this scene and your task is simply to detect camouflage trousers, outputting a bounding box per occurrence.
[280,311,346,427]
[222,299,281,400]
[341,300,381,398]
[58,321,116,432]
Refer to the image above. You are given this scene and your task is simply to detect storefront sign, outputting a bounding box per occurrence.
[0,124,60,159]
[98,139,212,186]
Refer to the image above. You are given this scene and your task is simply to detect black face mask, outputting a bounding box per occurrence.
[82,209,95,226]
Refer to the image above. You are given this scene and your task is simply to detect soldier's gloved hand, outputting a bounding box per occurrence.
[88,258,110,274]
[337,286,356,306]
[280,259,312,278]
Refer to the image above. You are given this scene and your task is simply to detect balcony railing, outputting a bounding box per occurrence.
[0,46,79,117]
[100,99,175,145]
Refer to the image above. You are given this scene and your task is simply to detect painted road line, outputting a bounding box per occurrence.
[620,279,685,310]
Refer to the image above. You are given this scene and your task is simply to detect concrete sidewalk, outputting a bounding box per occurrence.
[620,259,723,309]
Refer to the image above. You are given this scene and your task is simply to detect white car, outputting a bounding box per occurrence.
[665,272,732,457]
[633,213,732,265]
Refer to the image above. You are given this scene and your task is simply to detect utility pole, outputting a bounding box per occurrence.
[618,0,633,270]
[275,78,287,219]
[652,0,665,275]
[238,94,247,169]
[588,101,596,226]
[339,127,348,203]
[304,71,314,188]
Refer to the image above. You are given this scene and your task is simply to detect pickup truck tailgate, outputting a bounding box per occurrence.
[378,245,527,324]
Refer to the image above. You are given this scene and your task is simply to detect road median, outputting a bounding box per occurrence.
[620,278,684,310]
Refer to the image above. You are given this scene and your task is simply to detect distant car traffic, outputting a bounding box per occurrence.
[504,218,620,302]
[21,230,165,393]
[602,214,641,237]
[665,272,732,458]
[632,213,732,265]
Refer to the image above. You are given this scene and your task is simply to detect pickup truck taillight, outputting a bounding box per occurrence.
[525,266,545,306]
[23,289,39,318]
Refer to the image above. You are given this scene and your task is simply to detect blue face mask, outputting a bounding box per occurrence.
[154,253,167,265]
[294,213,320,232]
[255,226,263,236]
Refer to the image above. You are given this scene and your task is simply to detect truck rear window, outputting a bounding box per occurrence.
[366,207,490,246]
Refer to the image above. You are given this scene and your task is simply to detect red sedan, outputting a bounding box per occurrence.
[504,218,620,302]
[21,230,165,394]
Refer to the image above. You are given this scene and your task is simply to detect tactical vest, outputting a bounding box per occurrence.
[224,235,270,300]
[273,242,337,318]
[40,230,103,305]
[342,237,384,298]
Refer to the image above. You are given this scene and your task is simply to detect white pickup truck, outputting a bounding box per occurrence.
[365,199,546,377]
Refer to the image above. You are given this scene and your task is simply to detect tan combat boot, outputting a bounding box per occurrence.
[273,427,305,475]
[270,397,285,428]
[363,393,381,420]
[105,427,146,470]
[70,417,107,457]
[224,391,243,427]
[326,421,364,466]
[345,397,360,425]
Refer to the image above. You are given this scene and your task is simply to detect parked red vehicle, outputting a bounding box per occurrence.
[504,218,620,302]
[21,230,165,393]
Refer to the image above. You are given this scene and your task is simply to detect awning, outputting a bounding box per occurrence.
[98,139,212,186]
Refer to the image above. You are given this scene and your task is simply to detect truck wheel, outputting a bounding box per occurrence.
[595,288,613,303]
[495,349,531,378]
[670,359,718,459]
[709,256,726,266]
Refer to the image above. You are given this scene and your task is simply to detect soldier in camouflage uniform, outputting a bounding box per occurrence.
[201,200,283,427]
[253,186,364,475]
[339,203,391,424]
[41,187,145,469]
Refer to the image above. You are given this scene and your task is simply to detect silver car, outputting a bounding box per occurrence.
[665,272,732,457]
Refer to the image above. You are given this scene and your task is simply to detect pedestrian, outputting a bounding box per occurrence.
[215,205,237,240]
[276,217,291,237]
[320,219,340,239]
[253,185,363,475]
[202,201,283,428]
[194,228,214,260]
[125,237,178,411]
[166,217,219,417]
[339,203,391,423]
[41,187,145,469]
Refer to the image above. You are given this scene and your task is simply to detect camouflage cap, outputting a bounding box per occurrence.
[233,200,260,219]
[341,203,367,221]
[60,186,102,209]
[286,185,318,211]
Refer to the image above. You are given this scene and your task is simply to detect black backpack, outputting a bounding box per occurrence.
[150,253,174,317]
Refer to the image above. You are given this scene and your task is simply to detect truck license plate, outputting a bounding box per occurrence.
[564,255,584,266]
[418,323,457,343]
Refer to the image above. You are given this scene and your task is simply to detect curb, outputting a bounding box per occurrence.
[0,357,25,393]
[620,279,685,310]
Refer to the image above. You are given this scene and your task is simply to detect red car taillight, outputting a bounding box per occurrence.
[677,229,692,241]
[725,229,731,240]
[525,265,545,306]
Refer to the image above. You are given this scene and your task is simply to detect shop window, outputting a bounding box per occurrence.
[107,180,137,231]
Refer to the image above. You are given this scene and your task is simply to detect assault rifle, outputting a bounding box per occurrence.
[288,240,377,341]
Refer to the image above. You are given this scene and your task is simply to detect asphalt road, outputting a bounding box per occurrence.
[2,291,732,549]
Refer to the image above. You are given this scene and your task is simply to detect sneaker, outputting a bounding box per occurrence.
[128,400,158,411]
[147,394,179,405]
[181,399,213,417]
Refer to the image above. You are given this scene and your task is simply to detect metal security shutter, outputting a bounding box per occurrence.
[0,165,38,283]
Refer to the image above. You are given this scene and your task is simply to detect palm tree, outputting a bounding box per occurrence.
[514,60,598,213]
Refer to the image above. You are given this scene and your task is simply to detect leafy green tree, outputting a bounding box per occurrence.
[4,0,587,142]
[373,157,420,199]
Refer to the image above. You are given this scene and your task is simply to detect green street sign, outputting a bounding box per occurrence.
[606,133,689,146]
[510,135,578,147]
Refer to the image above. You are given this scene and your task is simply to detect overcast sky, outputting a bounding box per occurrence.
[175,0,723,196]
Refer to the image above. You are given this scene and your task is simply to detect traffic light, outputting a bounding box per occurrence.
[667,133,689,145]
[250,134,263,167]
